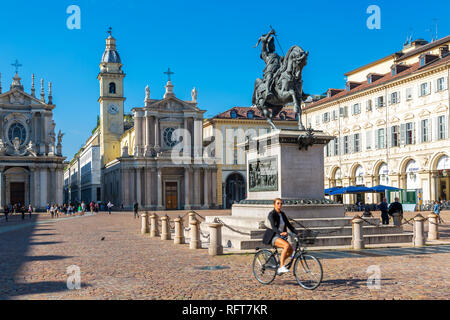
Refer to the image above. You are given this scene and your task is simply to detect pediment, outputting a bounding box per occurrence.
[363,122,373,129]
[0,89,45,106]
[149,96,199,112]
[352,125,361,131]
[404,112,415,120]
[418,109,431,117]
[342,127,350,134]
[376,119,386,126]
[390,116,400,123]
[433,104,448,114]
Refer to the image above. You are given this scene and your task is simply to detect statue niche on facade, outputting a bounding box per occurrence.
[252,28,308,130]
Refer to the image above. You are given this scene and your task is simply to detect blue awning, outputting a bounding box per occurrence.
[324,187,342,195]
[370,185,401,192]
[329,186,372,195]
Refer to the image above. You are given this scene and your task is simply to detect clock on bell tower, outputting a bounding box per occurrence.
[98,29,125,166]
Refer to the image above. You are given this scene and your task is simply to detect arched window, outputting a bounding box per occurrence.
[247,110,254,119]
[109,82,116,94]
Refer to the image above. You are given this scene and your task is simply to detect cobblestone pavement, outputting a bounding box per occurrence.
[0,211,449,300]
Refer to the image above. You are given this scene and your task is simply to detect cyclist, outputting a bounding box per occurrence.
[262,198,298,275]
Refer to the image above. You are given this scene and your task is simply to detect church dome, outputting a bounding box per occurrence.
[101,35,121,64]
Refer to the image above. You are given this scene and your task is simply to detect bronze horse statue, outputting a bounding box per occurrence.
[252,30,308,130]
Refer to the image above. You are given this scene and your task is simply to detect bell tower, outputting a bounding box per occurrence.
[98,28,125,166]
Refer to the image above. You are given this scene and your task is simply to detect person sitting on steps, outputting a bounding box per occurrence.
[262,198,298,275]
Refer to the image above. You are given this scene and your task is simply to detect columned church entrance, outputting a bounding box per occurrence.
[165,181,178,209]
[3,167,30,207]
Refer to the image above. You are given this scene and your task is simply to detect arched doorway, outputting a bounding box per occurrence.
[225,172,245,209]
[436,155,450,201]
[3,167,30,208]
[405,160,420,190]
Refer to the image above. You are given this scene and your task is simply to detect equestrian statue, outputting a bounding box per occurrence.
[252,28,309,130]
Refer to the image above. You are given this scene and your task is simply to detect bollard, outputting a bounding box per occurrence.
[150,213,159,237]
[427,213,439,240]
[160,215,171,240]
[351,215,365,250]
[413,214,426,247]
[189,218,200,249]
[188,211,196,225]
[141,212,149,234]
[392,212,402,226]
[207,223,223,256]
[174,216,185,244]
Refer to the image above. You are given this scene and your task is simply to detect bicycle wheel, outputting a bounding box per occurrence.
[252,249,277,285]
[293,254,323,290]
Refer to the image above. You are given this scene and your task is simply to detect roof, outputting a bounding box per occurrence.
[211,106,297,120]
[396,35,450,62]
[101,49,121,63]
[305,53,450,110]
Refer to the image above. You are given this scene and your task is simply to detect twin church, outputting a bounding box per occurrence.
[64,32,218,210]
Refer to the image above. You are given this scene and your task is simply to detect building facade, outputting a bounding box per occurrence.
[203,107,298,208]
[0,72,65,210]
[303,36,450,206]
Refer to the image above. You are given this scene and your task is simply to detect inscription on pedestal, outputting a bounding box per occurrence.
[248,156,278,192]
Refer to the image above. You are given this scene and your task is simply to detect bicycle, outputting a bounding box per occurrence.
[252,230,323,290]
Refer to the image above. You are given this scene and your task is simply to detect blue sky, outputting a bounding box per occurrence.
[0,0,449,159]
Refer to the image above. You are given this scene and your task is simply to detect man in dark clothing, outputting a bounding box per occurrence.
[133,202,139,219]
[20,205,25,220]
[388,197,403,222]
[378,198,389,225]
[4,206,9,222]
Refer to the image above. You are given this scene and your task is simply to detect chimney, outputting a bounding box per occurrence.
[439,45,449,58]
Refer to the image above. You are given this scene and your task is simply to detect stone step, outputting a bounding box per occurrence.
[223,233,414,250]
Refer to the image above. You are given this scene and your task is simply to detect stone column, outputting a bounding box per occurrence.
[413,214,426,247]
[145,168,152,208]
[202,168,210,209]
[160,215,170,240]
[40,168,48,207]
[189,218,200,249]
[156,168,163,210]
[134,111,143,156]
[141,212,149,234]
[208,222,223,256]
[154,116,160,152]
[193,117,202,159]
[351,215,364,249]
[150,213,159,237]
[193,168,201,208]
[129,168,135,204]
[29,168,35,206]
[136,167,141,207]
[40,112,45,154]
[392,212,402,226]
[0,168,4,210]
[145,114,153,156]
[184,167,191,209]
[211,169,217,207]
[427,213,439,240]
[183,117,190,157]
[34,168,40,208]
[174,217,185,244]
[121,168,128,206]
[430,173,438,201]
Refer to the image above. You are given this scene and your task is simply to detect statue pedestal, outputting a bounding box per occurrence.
[204,129,345,249]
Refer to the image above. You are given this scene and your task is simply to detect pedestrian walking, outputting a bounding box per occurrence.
[95,202,99,213]
[28,204,33,219]
[21,205,25,220]
[50,204,54,218]
[133,202,139,219]
[4,206,9,222]
[433,200,442,223]
[81,201,86,214]
[46,203,50,215]
[107,201,113,215]
[378,198,389,225]
[90,201,94,214]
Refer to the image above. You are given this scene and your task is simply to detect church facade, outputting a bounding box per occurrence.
[0,71,65,210]
[65,32,218,210]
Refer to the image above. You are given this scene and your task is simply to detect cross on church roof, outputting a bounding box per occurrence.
[164,67,174,81]
[11,59,22,74]
[107,27,112,36]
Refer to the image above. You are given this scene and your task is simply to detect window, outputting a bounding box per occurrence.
[421,119,429,142]
[405,122,414,145]
[353,133,360,152]
[391,125,399,147]
[352,103,361,115]
[366,131,372,150]
[109,82,116,94]
[339,106,348,117]
[375,96,384,108]
[406,87,413,100]
[366,99,372,111]
[343,136,349,154]
[315,115,320,125]
[8,122,27,145]
[322,112,329,123]
[332,110,338,120]
[438,115,446,140]
[247,111,254,119]
[230,110,237,118]
[333,138,339,156]
[420,57,425,67]
[377,128,385,149]
[436,77,447,91]
[419,82,429,96]
[389,92,399,104]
